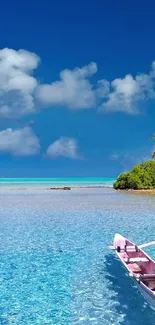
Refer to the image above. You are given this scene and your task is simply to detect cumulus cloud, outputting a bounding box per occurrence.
[36,62,97,109]
[96,79,110,98]
[100,61,155,114]
[0,126,40,156]
[46,137,79,159]
[36,57,155,115]
[0,48,39,118]
[1,47,155,117]
[101,75,142,114]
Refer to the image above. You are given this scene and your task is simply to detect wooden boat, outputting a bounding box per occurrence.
[110,234,155,309]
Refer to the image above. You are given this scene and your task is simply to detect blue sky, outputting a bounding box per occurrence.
[0,0,155,177]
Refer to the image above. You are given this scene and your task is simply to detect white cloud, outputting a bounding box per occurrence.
[104,75,142,114]
[1,47,155,117]
[0,126,40,156]
[46,137,79,159]
[37,59,155,115]
[0,48,40,118]
[36,62,97,109]
[96,79,110,98]
[100,61,155,114]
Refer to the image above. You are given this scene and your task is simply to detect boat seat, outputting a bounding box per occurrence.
[128,263,142,273]
[116,245,138,253]
[124,257,149,263]
[139,274,155,279]
[125,245,139,252]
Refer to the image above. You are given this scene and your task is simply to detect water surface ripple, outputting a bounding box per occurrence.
[0,188,155,324]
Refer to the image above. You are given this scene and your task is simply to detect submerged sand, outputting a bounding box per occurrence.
[117,189,155,194]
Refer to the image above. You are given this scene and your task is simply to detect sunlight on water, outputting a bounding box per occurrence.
[0,188,155,324]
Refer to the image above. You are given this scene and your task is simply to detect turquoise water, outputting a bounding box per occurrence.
[0,188,155,324]
[0,177,115,187]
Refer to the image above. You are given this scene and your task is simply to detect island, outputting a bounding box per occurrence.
[113,160,155,191]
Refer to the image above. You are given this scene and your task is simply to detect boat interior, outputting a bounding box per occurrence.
[143,277,155,291]
[115,237,155,292]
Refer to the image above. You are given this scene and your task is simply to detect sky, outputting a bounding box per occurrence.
[0,0,155,177]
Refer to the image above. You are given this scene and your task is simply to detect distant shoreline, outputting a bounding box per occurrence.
[0,185,113,190]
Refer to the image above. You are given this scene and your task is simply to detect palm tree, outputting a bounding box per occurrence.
[151,134,155,158]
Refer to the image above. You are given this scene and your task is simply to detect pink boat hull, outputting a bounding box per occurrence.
[113,234,155,309]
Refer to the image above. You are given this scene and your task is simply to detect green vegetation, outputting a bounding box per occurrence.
[113,160,155,190]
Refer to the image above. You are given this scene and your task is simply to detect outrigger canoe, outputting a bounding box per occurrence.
[110,234,155,309]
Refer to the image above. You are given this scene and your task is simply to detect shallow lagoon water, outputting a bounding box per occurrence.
[0,188,155,324]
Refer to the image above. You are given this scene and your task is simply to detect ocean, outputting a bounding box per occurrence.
[0,177,115,188]
[0,187,155,324]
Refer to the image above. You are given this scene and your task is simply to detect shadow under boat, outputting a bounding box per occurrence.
[104,253,155,325]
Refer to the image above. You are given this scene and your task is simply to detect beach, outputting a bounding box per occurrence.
[1,186,155,324]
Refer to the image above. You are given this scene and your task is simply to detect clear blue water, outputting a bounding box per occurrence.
[0,177,115,188]
[1,188,155,324]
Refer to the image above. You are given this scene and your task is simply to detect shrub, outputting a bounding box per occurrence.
[113,172,142,190]
[113,160,155,190]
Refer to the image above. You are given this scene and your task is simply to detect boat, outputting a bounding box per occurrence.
[110,233,155,309]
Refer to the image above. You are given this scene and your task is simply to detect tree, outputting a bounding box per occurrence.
[113,160,155,190]
[151,134,155,158]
